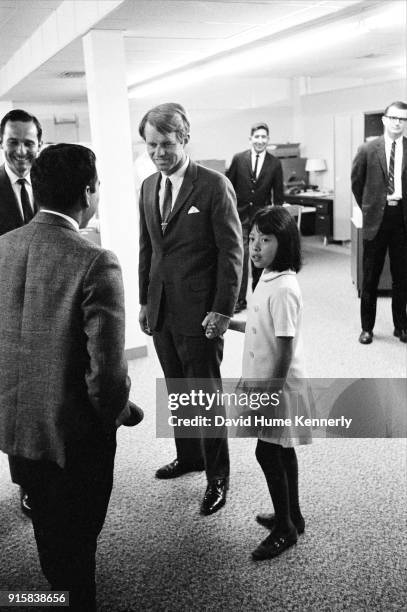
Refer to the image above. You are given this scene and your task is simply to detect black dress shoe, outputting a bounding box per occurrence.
[394,329,407,343]
[200,478,228,515]
[155,458,204,479]
[359,331,373,344]
[252,528,298,561]
[20,489,32,518]
[256,513,305,534]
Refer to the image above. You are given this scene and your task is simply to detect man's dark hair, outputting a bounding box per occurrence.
[383,101,407,116]
[139,102,190,143]
[0,109,42,142]
[250,122,269,136]
[249,206,302,272]
[31,144,97,213]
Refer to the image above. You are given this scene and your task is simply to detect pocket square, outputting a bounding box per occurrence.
[188,206,200,214]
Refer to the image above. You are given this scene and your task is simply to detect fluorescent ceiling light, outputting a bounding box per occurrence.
[128,2,405,99]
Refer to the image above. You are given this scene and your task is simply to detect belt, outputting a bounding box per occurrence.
[387,199,400,207]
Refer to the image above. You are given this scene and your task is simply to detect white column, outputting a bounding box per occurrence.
[82,30,146,358]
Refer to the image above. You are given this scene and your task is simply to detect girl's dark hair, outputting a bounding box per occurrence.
[249,206,302,272]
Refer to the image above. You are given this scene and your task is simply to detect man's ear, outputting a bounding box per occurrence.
[83,185,91,208]
[37,140,43,152]
[183,134,190,146]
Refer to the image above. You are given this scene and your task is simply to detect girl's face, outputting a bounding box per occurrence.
[249,225,278,272]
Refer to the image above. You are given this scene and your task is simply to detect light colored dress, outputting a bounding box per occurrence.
[241,269,313,446]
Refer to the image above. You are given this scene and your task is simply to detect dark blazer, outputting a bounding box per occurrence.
[351,135,407,240]
[0,212,131,468]
[0,164,26,236]
[226,149,284,223]
[139,160,243,336]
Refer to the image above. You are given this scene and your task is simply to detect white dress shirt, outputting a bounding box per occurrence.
[251,149,266,178]
[4,163,34,219]
[40,209,79,231]
[158,156,189,216]
[384,133,403,201]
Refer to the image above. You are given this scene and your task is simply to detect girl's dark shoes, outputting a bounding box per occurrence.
[252,527,298,561]
[256,512,305,534]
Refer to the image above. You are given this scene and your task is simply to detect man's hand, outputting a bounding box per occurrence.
[116,401,144,428]
[202,311,230,339]
[139,305,152,336]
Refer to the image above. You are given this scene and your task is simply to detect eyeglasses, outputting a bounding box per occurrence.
[384,116,407,123]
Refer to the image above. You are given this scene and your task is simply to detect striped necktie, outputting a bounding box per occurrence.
[387,140,396,195]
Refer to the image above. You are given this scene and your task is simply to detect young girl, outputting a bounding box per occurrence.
[228,206,312,561]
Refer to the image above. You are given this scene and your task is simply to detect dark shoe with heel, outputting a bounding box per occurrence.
[256,512,305,534]
[155,458,204,479]
[200,478,228,515]
[252,528,298,561]
[359,331,373,344]
[394,329,407,343]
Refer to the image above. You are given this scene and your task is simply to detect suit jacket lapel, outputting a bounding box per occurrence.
[245,150,252,177]
[402,137,407,174]
[0,165,24,225]
[146,172,162,235]
[257,151,271,182]
[376,136,387,179]
[166,160,196,226]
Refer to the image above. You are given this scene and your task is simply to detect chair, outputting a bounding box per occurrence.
[283,203,302,230]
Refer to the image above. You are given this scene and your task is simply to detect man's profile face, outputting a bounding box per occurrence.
[249,128,269,154]
[144,122,188,175]
[382,105,407,140]
[1,120,41,177]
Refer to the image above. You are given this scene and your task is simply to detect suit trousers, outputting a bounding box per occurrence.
[153,302,230,481]
[9,432,116,612]
[238,223,262,304]
[361,202,407,332]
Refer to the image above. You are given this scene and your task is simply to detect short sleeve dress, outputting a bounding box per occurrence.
[241,269,313,447]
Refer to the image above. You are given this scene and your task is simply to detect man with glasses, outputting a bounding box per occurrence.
[352,100,407,344]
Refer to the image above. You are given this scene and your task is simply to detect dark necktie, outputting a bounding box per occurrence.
[161,177,172,234]
[387,140,396,195]
[253,154,259,179]
[17,178,33,223]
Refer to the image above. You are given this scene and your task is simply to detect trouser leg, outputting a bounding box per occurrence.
[387,205,407,330]
[361,226,388,332]
[237,223,249,305]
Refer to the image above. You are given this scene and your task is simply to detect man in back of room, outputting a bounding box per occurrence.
[352,100,407,344]
[226,122,284,312]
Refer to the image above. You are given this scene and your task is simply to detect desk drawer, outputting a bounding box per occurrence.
[315,214,331,236]
[314,201,330,214]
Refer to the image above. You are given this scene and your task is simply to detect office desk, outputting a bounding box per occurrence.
[284,192,334,241]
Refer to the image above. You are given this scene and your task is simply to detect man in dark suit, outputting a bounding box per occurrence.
[352,100,407,344]
[0,108,42,516]
[138,103,242,515]
[0,144,136,611]
[226,122,284,312]
[0,108,41,233]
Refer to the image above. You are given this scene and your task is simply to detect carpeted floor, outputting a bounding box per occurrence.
[0,237,406,611]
